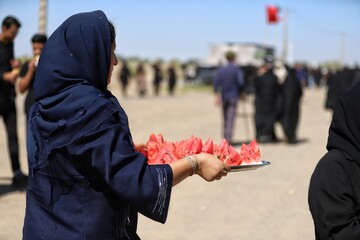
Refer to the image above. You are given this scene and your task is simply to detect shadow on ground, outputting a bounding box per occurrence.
[0,177,26,197]
[231,137,309,146]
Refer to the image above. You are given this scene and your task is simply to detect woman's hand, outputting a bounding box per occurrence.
[194,152,230,181]
[169,152,230,186]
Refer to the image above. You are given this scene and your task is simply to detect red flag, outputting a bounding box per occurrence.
[266,5,279,24]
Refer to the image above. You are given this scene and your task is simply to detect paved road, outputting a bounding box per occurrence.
[0,76,331,239]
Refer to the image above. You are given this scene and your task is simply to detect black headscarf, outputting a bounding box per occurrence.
[27,10,118,171]
[327,80,360,161]
[35,10,111,99]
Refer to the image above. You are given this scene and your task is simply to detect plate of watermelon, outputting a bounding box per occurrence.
[229,160,271,172]
[135,134,271,172]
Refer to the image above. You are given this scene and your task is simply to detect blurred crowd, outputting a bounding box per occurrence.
[202,51,360,145]
[117,59,178,98]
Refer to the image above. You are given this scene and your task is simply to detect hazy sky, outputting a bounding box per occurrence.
[1,0,359,65]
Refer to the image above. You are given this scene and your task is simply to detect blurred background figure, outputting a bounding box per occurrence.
[167,61,177,96]
[0,16,27,188]
[152,61,163,96]
[280,64,303,144]
[325,66,356,111]
[354,65,360,84]
[136,62,147,97]
[254,61,281,143]
[213,51,244,144]
[294,63,308,88]
[18,33,48,120]
[118,59,130,97]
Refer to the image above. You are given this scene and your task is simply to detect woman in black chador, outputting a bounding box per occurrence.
[152,61,162,96]
[119,60,130,97]
[280,65,303,144]
[254,63,281,143]
[167,62,177,96]
[309,80,360,239]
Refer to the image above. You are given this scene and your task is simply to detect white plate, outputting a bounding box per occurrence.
[229,161,271,172]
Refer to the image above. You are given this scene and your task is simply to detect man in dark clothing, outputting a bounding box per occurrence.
[214,51,244,144]
[0,16,28,188]
[19,33,47,120]
[254,63,281,143]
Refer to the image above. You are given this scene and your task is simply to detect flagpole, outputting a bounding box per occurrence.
[38,0,48,34]
[281,8,288,63]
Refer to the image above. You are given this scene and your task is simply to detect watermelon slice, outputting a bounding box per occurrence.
[213,139,230,161]
[239,141,262,165]
[225,145,242,166]
[202,138,214,154]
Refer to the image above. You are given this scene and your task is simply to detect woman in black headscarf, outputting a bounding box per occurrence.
[22,11,229,240]
[308,80,360,239]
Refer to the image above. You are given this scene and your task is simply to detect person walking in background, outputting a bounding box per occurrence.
[214,51,244,144]
[118,59,130,97]
[152,61,163,96]
[0,16,28,188]
[253,61,281,143]
[308,80,360,239]
[167,61,177,96]
[325,66,356,111]
[18,33,47,120]
[22,11,229,239]
[279,64,303,144]
[135,62,147,97]
[324,68,337,110]
[294,63,308,87]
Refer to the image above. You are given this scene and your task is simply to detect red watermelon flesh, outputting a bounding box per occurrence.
[138,134,262,166]
[239,141,262,165]
[225,145,242,166]
[202,138,214,154]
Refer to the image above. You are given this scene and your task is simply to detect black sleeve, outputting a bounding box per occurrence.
[67,116,173,224]
[0,44,12,82]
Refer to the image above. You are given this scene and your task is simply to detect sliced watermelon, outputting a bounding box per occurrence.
[214,139,230,161]
[140,134,262,166]
[202,138,214,154]
[226,145,242,166]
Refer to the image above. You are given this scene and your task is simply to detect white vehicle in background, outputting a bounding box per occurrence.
[194,42,276,92]
[206,42,275,67]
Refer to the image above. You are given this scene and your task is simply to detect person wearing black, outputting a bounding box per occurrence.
[119,59,130,97]
[167,61,177,96]
[325,66,356,110]
[0,16,28,188]
[280,65,303,144]
[253,62,281,143]
[152,61,162,96]
[308,80,360,239]
[19,33,47,120]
